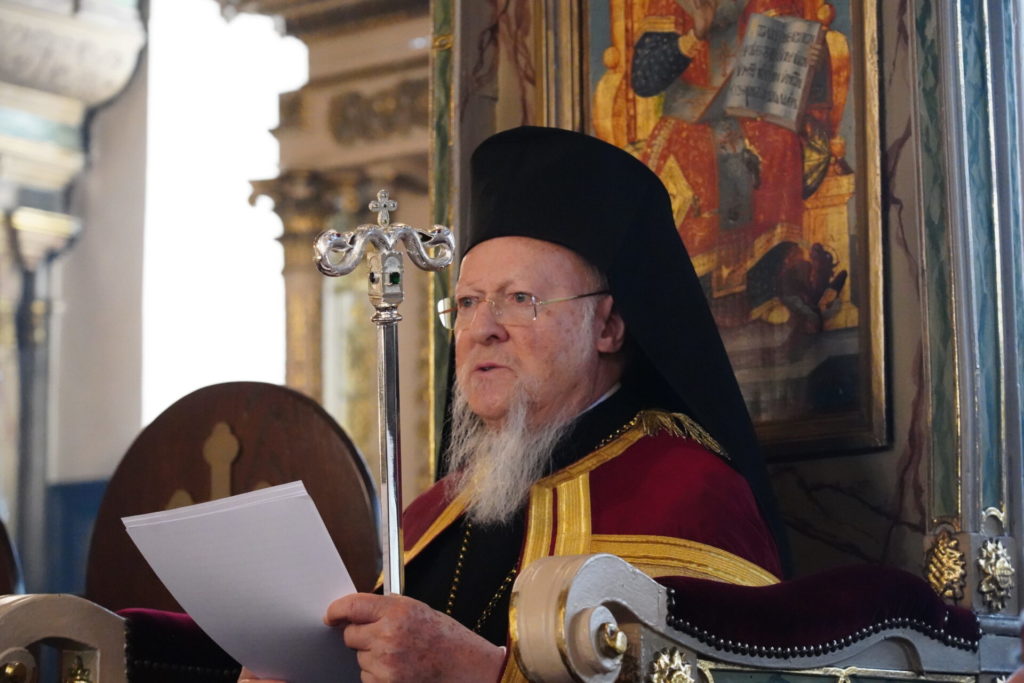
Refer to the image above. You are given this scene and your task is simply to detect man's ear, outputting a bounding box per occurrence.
[595,297,626,354]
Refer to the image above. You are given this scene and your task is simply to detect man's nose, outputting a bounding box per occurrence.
[466,300,509,342]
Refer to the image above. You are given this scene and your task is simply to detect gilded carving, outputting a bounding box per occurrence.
[2,661,28,683]
[598,622,628,658]
[65,655,91,683]
[648,647,694,683]
[329,78,429,145]
[978,539,1015,612]
[926,529,967,600]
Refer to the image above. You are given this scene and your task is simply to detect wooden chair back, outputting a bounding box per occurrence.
[85,382,379,612]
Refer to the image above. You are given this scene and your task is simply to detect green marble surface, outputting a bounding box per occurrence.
[430,0,454,470]
[916,0,959,521]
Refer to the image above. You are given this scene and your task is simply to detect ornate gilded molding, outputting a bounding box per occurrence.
[0,3,144,106]
[329,78,429,145]
[648,647,695,683]
[926,529,967,601]
[978,539,1015,612]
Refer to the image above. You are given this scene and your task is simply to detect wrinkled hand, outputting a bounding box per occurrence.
[325,593,505,683]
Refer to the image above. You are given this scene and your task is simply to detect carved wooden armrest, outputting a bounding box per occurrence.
[510,554,1013,682]
[0,593,125,683]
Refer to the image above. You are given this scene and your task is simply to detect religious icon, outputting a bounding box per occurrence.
[588,0,885,455]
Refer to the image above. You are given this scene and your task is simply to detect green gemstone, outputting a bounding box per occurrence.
[389,272,401,285]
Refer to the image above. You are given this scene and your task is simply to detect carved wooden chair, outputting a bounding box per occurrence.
[85,381,379,613]
[0,516,21,595]
[82,382,379,682]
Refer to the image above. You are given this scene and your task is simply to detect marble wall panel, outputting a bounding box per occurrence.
[771,0,954,577]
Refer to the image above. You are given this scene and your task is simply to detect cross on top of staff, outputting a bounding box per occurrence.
[369,189,398,226]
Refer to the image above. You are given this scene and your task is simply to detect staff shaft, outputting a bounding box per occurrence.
[314,189,453,596]
[375,311,404,595]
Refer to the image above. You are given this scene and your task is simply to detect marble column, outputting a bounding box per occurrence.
[0,0,145,590]
[251,170,341,402]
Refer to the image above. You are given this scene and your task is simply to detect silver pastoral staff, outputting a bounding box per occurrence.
[314,189,455,595]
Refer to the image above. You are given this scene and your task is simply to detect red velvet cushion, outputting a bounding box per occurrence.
[660,564,980,657]
[119,608,240,682]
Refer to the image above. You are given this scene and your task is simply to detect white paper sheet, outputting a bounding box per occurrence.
[123,481,359,683]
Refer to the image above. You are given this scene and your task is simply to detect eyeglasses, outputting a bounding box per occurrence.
[436,290,609,330]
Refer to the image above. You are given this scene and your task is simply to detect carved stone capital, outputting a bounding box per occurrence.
[0,3,145,107]
[250,170,340,239]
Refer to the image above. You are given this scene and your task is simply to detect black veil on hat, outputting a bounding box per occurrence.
[458,125,789,567]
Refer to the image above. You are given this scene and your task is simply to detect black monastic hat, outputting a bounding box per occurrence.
[462,125,788,566]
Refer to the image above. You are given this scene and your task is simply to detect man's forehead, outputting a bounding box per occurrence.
[457,236,598,288]
[461,235,564,259]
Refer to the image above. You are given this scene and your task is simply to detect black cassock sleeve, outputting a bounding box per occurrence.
[631,31,694,97]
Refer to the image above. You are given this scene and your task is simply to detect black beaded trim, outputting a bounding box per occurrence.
[126,658,242,680]
[664,587,982,658]
[124,619,242,681]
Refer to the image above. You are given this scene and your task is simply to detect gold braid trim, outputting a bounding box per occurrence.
[637,409,728,460]
[590,534,778,585]
[639,15,679,33]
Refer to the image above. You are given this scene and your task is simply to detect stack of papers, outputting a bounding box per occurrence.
[123,481,360,682]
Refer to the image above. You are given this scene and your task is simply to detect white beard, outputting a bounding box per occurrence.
[445,382,576,526]
[446,298,598,525]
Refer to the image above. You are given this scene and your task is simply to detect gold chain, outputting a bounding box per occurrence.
[473,566,517,632]
[444,521,518,633]
[444,522,472,615]
[595,412,642,450]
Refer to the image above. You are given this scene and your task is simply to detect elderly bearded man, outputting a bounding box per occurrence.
[240,126,785,683]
